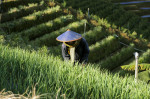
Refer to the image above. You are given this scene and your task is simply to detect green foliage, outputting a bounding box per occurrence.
[1,6,61,33]
[130,31,137,39]
[114,11,133,26]
[85,26,106,45]
[97,18,111,28]
[100,44,135,70]
[89,36,122,63]
[0,35,5,44]
[0,44,150,98]
[57,0,150,39]
[138,71,150,84]
[121,64,150,71]
[1,0,150,98]
[20,14,74,41]
[138,49,150,63]
[1,4,47,23]
[77,9,84,19]
[62,0,66,7]
[1,0,41,13]
[31,19,87,46]
[48,45,62,56]
[38,46,49,56]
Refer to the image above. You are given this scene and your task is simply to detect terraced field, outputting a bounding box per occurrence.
[0,0,150,98]
[1,0,150,76]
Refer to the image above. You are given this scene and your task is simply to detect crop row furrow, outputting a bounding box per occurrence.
[1,1,49,23]
[85,26,106,46]
[99,44,135,70]
[106,8,125,23]
[20,14,74,41]
[114,11,134,26]
[1,5,62,33]
[123,16,141,31]
[88,36,122,63]
[1,0,41,13]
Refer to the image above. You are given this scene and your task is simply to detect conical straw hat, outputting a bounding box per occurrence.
[56,29,82,42]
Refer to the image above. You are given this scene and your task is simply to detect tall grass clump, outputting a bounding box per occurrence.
[0,44,150,98]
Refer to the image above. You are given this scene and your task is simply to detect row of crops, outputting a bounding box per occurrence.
[1,1,49,23]
[0,44,150,98]
[56,0,150,39]
[0,0,150,96]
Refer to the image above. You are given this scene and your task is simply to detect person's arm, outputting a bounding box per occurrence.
[62,43,70,60]
[80,38,90,64]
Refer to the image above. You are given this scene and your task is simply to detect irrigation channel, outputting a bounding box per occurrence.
[114,0,150,22]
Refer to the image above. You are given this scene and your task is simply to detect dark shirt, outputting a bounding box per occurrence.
[62,38,90,63]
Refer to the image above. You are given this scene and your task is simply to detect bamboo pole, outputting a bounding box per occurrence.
[134,52,139,83]
[88,8,90,19]
[70,47,75,63]
[84,21,86,37]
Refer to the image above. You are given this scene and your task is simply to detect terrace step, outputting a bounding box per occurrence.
[88,36,123,63]
[19,14,74,41]
[30,19,87,47]
[1,0,41,13]
[85,26,107,46]
[1,6,64,33]
[99,44,135,70]
[1,2,48,23]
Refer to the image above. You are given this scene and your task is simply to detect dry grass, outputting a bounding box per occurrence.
[0,89,28,99]
[0,85,65,99]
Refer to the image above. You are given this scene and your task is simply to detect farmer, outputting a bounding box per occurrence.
[56,29,89,64]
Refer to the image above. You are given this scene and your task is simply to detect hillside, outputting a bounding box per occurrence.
[0,0,150,98]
